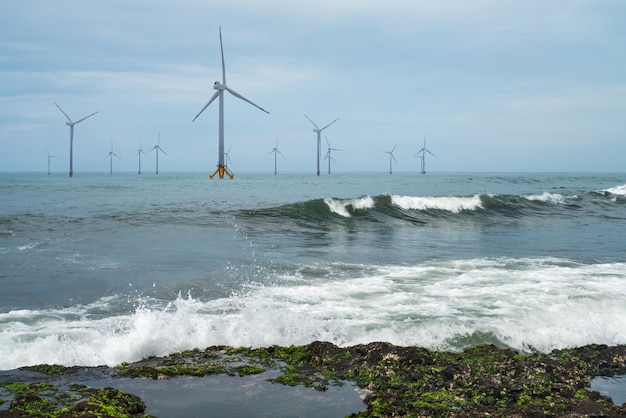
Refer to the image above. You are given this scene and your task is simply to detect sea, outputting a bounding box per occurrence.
[1,171,626,371]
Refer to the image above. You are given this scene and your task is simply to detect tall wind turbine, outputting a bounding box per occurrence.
[149,130,168,174]
[46,149,57,175]
[193,26,270,180]
[268,134,285,175]
[324,136,343,174]
[304,114,339,176]
[383,143,398,174]
[137,139,147,174]
[415,134,436,174]
[104,142,121,175]
[54,102,98,177]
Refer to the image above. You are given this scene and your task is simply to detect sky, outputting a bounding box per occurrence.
[1,0,625,174]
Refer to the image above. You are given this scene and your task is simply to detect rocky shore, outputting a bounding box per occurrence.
[1,342,625,417]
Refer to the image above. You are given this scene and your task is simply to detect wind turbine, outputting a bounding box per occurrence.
[54,102,98,177]
[415,134,436,174]
[324,136,343,174]
[149,130,168,174]
[46,149,57,175]
[267,134,285,175]
[137,139,148,174]
[383,143,398,174]
[104,142,121,175]
[224,144,234,167]
[304,114,339,176]
[193,26,270,180]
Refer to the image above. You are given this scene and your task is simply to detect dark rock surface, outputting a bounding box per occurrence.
[1,342,625,417]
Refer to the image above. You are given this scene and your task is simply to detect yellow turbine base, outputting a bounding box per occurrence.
[210,165,234,179]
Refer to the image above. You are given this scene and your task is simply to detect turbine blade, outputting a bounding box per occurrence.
[74,111,98,124]
[220,26,226,85]
[320,118,339,131]
[113,153,121,159]
[54,102,73,123]
[193,91,220,121]
[392,143,398,153]
[426,149,436,157]
[160,148,169,157]
[304,114,320,129]
[277,150,285,159]
[225,86,270,114]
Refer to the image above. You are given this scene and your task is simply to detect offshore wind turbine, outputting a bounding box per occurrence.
[54,102,98,177]
[193,26,270,180]
[149,130,168,174]
[224,144,233,167]
[46,149,57,175]
[324,136,343,174]
[104,142,121,175]
[415,134,436,174]
[304,114,339,176]
[137,140,148,174]
[383,143,398,174]
[268,134,285,175]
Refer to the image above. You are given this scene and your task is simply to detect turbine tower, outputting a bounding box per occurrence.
[193,26,270,180]
[415,134,436,174]
[383,143,398,174]
[268,134,285,175]
[137,140,147,174]
[104,142,121,175]
[46,149,57,175]
[304,114,339,176]
[324,136,343,174]
[149,130,168,174]
[54,102,98,177]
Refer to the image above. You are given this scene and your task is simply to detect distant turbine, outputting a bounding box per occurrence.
[383,143,398,174]
[224,144,234,167]
[46,149,57,175]
[304,114,339,176]
[137,139,148,174]
[193,26,270,180]
[415,134,436,174]
[149,130,168,174]
[324,136,343,174]
[54,102,98,177]
[267,134,285,175]
[104,142,121,175]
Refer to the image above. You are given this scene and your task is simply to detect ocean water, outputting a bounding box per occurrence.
[1,171,625,370]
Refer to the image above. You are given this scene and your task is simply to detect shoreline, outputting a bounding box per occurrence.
[1,342,625,417]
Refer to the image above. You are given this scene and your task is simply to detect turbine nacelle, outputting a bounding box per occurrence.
[65,122,73,126]
[213,81,225,91]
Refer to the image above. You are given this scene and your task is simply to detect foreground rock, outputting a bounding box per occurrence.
[1,342,625,417]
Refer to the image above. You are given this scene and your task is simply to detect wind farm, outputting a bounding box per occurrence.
[54,102,98,177]
[192,26,270,180]
[41,28,446,177]
[149,131,168,174]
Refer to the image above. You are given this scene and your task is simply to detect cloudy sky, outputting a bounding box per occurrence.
[1,1,625,174]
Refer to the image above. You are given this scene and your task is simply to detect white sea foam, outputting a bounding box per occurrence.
[523,192,565,204]
[324,196,375,218]
[1,258,625,370]
[391,194,483,213]
[603,184,626,196]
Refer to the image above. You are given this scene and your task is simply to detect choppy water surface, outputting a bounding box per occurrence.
[1,172,625,369]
